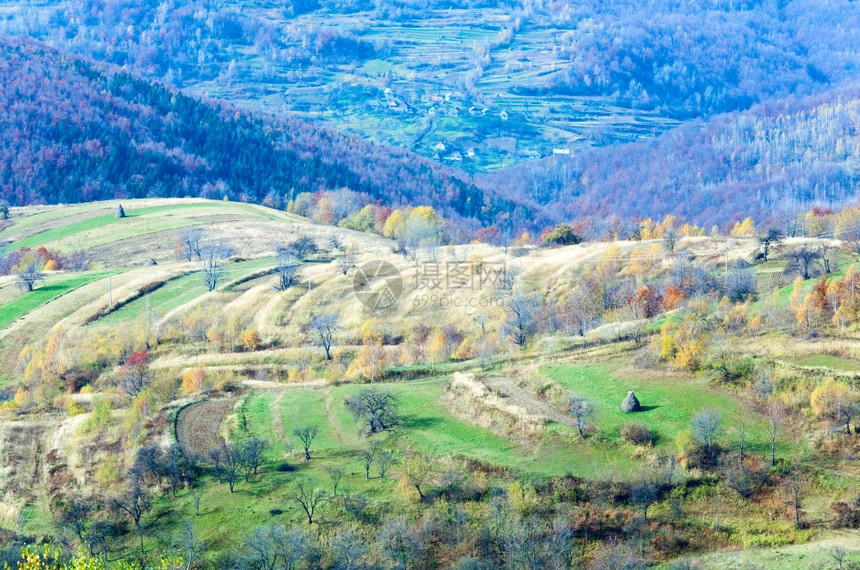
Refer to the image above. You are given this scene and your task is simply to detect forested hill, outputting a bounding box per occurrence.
[0,38,523,227]
[482,86,860,230]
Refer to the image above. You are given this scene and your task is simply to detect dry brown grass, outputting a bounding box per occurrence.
[439,373,558,438]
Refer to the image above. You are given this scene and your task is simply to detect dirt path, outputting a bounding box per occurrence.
[324,391,346,446]
[270,392,286,439]
[175,399,235,456]
[484,377,569,424]
[0,420,53,504]
[241,379,329,391]
[254,288,288,336]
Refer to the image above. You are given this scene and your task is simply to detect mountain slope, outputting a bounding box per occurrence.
[483,86,860,230]
[4,0,857,163]
[0,38,528,227]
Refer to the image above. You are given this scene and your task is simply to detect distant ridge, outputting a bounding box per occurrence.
[0,37,534,229]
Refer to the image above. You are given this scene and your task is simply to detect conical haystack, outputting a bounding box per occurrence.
[115,204,126,218]
[620,391,641,413]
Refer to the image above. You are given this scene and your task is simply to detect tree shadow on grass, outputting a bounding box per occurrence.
[399,415,442,430]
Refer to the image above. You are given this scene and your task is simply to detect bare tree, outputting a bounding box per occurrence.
[242,525,310,570]
[377,449,397,481]
[506,292,538,347]
[452,244,472,263]
[292,481,326,524]
[112,476,151,559]
[756,228,783,262]
[377,516,426,569]
[476,335,498,371]
[178,227,204,261]
[328,234,344,252]
[164,443,190,497]
[343,493,369,522]
[176,520,205,570]
[326,466,345,497]
[630,481,659,520]
[546,515,575,570]
[331,527,369,570]
[282,237,318,261]
[346,388,400,436]
[830,392,860,435]
[273,525,311,570]
[206,447,225,483]
[692,408,724,454]
[56,498,92,546]
[663,228,678,252]
[311,313,338,360]
[786,463,805,527]
[829,546,848,570]
[764,398,785,466]
[240,437,268,479]
[200,240,232,291]
[219,444,243,493]
[359,441,380,480]
[242,526,278,570]
[191,483,205,517]
[420,238,442,263]
[15,264,44,292]
[726,263,757,302]
[338,251,357,275]
[292,425,319,461]
[274,252,300,291]
[783,247,822,280]
[568,394,593,439]
[85,521,114,563]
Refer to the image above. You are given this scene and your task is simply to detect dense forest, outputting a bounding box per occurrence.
[2,0,860,231]
[482,85,860,231]
[0,38,513,227]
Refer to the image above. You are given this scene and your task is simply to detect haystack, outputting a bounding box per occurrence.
[620,391,641,412]
[115,204,126,218]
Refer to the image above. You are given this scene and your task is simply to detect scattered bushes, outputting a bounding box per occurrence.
[832,495,860,528]
[621,422,654,446]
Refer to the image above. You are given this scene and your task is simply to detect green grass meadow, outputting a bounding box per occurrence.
[94,257,276,326]
[0,270,115,329]
[544,364,793,458]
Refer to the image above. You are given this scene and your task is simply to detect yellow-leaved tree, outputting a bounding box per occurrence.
[382,209,406,239]
[730,217,756,236]
[399,450,430,502]
[810,379,858,434]
[349,326,388,383]
[429,329,448,368]
[181,366,207,394]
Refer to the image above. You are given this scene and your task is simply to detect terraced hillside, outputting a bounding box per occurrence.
[8,0,858,172]
[0,199,859,567]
